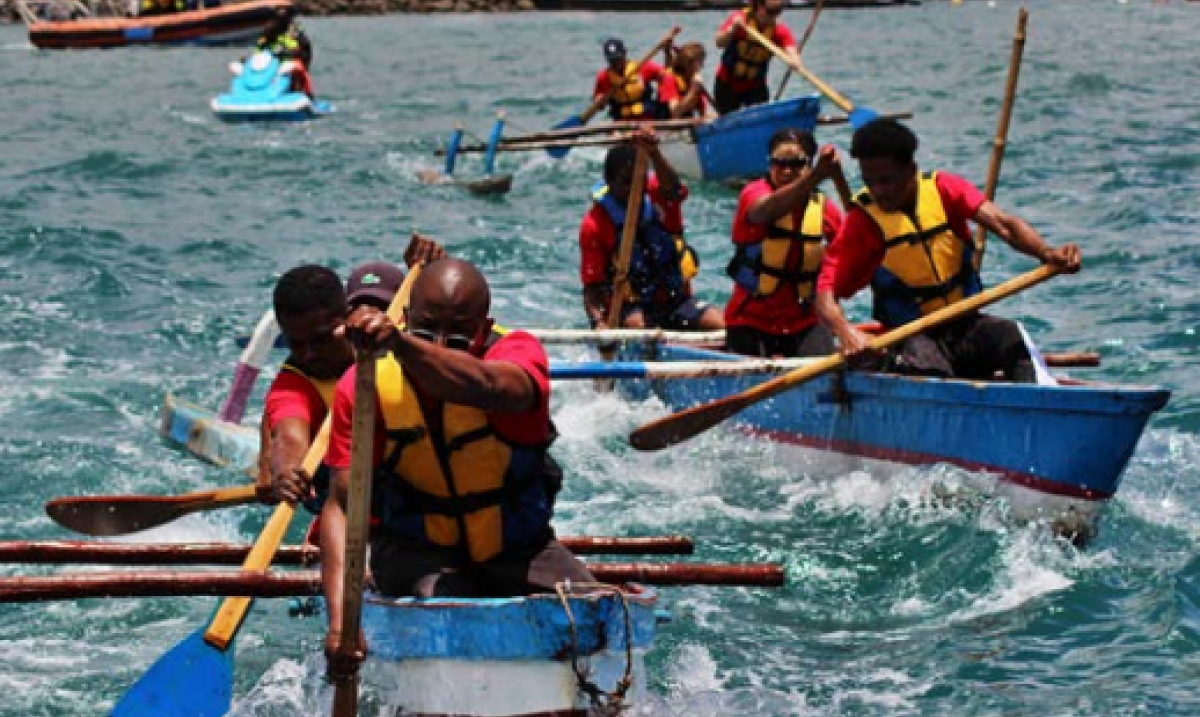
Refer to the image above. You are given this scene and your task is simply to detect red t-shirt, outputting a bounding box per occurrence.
[724,178,844,334]
[816,171,986,299]
[263,368,328,431]
[657,70,707,117]
[592,60,665,101]
[323,330,552,470]
[714,12,796,92]
[579,173,689,287]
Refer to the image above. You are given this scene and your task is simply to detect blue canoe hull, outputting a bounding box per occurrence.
[621,344,1170,523]
[361,586,659,717]
[661,95,821,182]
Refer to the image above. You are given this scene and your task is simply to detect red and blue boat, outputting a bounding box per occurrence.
[21,0,290,50]
[601,342,1170,534]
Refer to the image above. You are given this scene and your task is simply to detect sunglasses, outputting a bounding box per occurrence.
[769,156,809,170]
[408,327,474,352]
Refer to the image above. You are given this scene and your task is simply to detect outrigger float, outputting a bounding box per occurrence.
[419,112,514,195]
[16,0,291,50]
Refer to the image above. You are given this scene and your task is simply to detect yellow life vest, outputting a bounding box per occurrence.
[727,193,824,298]
[859,171,980,325]
[280,363,338,409]
[375,354,550,563]
[724,9,773,82]
[607,63,649,120]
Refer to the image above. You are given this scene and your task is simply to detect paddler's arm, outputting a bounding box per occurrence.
[747,145,838,224]
[638,127,681,201]
[972,200,1082,273]
[344,306,539,413]
[268,415,316,505]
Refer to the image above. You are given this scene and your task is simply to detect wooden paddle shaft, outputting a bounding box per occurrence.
[973,7,1029,273]
[745,265,1058,405]
[0,537,696,564]
[605,146,650,327]
[0,564,785,602]
[742,23,854,113]
[332,351,378,717]
[775,0,826,100]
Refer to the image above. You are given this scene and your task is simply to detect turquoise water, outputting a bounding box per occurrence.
[2,2,1200,715]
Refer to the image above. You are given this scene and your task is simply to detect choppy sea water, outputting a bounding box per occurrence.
[1,2,1199,715]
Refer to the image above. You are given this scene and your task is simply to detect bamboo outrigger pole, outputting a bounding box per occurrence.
[973,7,1029,273]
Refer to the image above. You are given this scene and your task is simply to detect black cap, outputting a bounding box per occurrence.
[346,261,404,308]
[603,38,626,62]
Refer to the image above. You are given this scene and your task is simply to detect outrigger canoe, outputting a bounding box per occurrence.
[440,96,825,185]
[615,342,1170,536]
[22,0,290,50]
[363,585,659,717]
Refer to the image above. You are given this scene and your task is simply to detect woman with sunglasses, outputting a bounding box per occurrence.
[713,0,798,116]
[725,129,844,358]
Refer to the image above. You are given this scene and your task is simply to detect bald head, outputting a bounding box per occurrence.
[412,258,489,316]
[406,259,492,350]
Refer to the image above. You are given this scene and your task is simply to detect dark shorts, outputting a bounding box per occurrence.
[713,78,770,115]
[868,313,1031,381]
[369,532,595,598]
[634,296,714,330]
[725,322,836,358]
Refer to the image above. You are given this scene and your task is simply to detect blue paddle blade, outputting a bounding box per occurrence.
[848,106,880,129]
[110,628,234,717]
[546,115,584,159]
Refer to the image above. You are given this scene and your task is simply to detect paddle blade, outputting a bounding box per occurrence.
[110,628,234,717]
[628,394,752,452]
[848,106,880,129]
[546,115,584,158]
[46,496,190,537]
[46,488,257,537]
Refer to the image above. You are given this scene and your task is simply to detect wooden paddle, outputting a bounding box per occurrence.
[973,7,1029,273]
[109,264,421,717]
[628,264,1060,452]
[46,486,259,537]
[774,0,826,101]
[741,23,878,129]
[330,349,377,717]
[596,145,650,391]
[548,27,679,158]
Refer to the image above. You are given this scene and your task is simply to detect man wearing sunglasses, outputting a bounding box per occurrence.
[726,129,844,358]
[319,257,594,672]
[815,118,1083,382]
[713,0,798,115]
[259,235,444,551]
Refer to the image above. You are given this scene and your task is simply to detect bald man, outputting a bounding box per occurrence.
[316,258,593,680]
